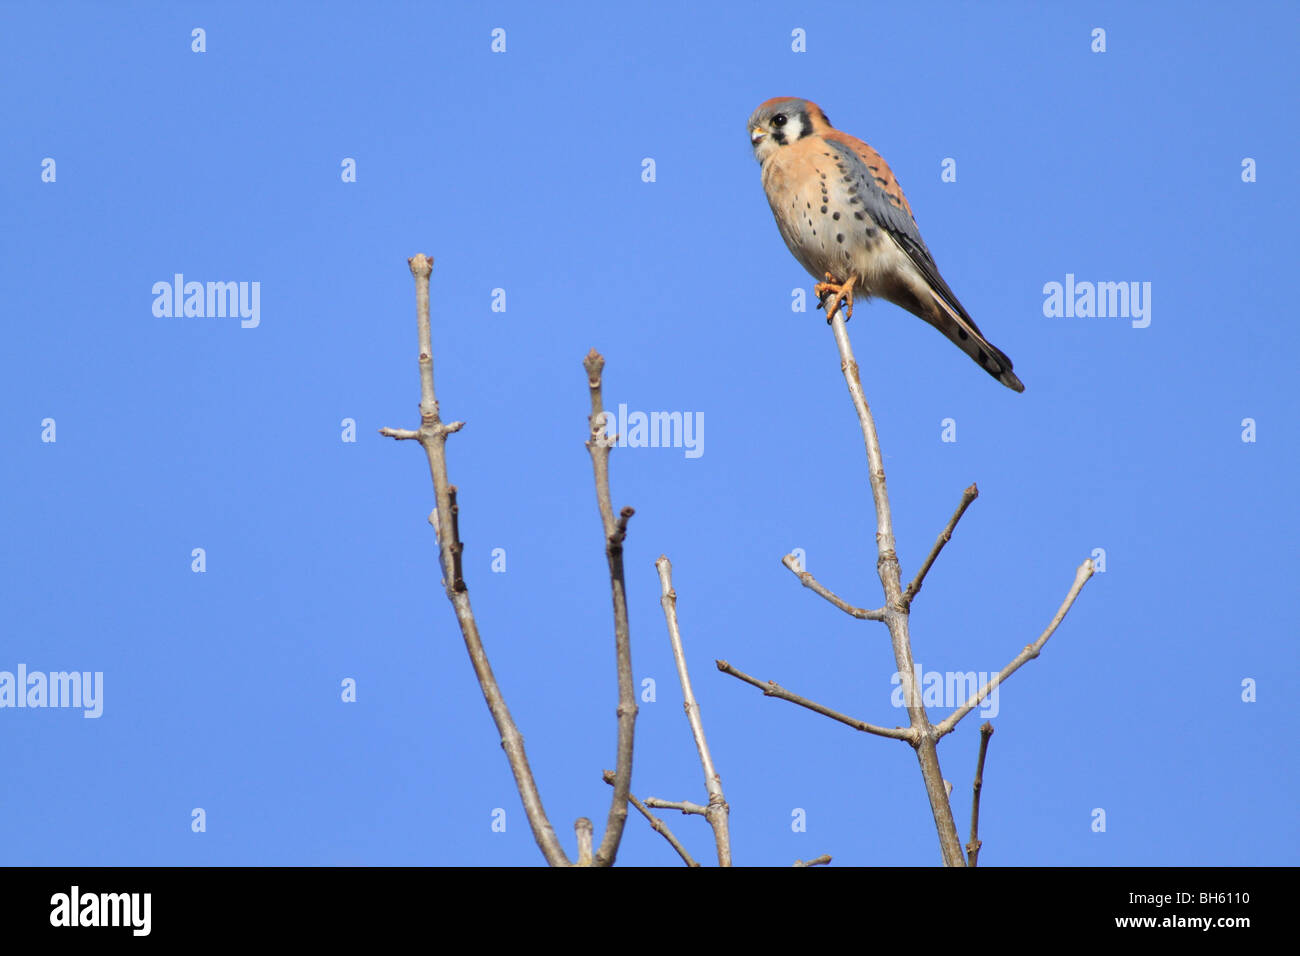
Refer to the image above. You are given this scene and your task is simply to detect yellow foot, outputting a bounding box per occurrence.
[814,273,857,322]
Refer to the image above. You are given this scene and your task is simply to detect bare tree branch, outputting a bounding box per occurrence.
[655,555,733,865]
[966,722,994,866]
[381,255,569,866]
[583,349,638,867]
[902,483,979,607]
[935,558,1095,739]
[575,817,594,866]
[823,303,967,866]
[793,854,833,867]
[629,799,699,868]
[716,659,914,742]
[643,797,709,815]
[781,554,887,622]
[603,771,700,867]
[445,485,466,592]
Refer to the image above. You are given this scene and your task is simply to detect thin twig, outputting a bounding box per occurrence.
[583,349,638,867]
[381,255,568,866]
[643,797,709,815]
[716,659,914,741]
[902,484,979,607]
[793,854,833,867]
[935,559,1095,739]
[602,771,699,867]
[781,554,887,622]
[823,302,966,866]
[656,556,732,865]
[966,722,994,866]
[575,818,594,866]
[446,485,465,592]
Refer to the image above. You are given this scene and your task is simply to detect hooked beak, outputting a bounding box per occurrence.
[750,126,768,144]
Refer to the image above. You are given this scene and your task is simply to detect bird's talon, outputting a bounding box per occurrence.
[814,273,856,322]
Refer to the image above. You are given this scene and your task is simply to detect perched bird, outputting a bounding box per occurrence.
[748,97,1024,392]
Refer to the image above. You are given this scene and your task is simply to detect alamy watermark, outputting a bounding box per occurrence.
[0,665,103,718]
[891,662,999,717]
[601,403,703,459]
[50,886,150,936]
[152,273,260,328]
[1042,274,1151,328]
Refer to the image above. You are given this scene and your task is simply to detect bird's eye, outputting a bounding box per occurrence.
[772,114,787,127]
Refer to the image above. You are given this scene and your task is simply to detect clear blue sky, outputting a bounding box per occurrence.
[2,1,1296,866]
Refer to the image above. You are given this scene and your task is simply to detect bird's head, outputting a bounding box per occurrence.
[747,97,832,162]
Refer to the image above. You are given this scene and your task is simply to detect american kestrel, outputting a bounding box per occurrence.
[748,97,1024,392]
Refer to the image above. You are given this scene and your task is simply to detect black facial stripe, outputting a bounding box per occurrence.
[792,107,814,141]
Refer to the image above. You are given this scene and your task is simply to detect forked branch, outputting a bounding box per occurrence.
[583,350,638,867]
[824,303,965,866]
[656,556,732,865]
[757,290,1097,867]
[381,255,568,866]
[602,771,699,867]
